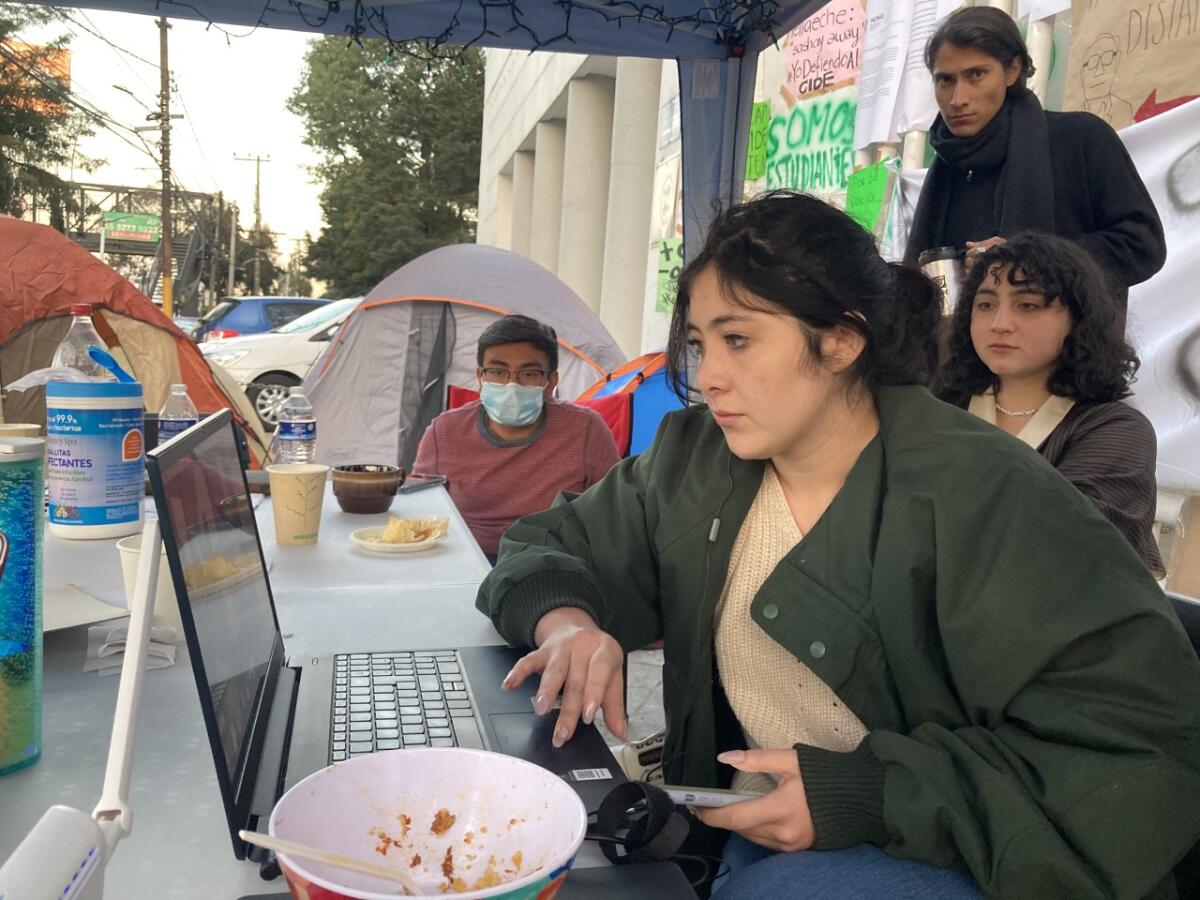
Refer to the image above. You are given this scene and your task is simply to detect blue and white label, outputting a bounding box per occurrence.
[277,421,316,441]
[158,417,198,444]
[47,406,144,527]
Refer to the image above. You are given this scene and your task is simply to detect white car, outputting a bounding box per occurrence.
[201,297,362,428]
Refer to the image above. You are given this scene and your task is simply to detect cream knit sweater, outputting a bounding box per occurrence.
[714,464,867,795]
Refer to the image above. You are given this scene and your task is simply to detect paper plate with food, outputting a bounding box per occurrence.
[350,516,450,555]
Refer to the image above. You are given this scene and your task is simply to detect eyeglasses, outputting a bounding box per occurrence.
[1083,50,1117,70]
[479,367,549,386]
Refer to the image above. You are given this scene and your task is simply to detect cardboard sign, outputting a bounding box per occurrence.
[1065,0,1200,131]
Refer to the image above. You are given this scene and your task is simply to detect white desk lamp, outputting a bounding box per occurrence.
[0,519,163,900]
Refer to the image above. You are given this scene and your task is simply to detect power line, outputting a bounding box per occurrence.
[171,81,218,190]
[0,39,161,166]
[52,9,158,70]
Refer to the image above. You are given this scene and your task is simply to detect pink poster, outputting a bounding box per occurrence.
[786,0,866,99]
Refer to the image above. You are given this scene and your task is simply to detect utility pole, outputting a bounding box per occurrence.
[234,154,270,294]
[208,193,223,307]
[158,17,173,317]
[227,204,238,296]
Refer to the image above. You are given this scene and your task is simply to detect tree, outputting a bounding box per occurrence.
[0,5,95,222]
[288,40,483,297]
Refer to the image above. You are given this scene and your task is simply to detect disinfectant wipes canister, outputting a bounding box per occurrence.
[46,381,144,540]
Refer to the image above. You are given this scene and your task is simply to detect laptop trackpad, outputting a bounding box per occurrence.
[489,712,621,808]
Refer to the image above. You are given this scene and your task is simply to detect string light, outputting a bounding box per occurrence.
[146,0,784,64]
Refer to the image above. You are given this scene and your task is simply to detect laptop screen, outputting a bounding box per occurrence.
[147,412,280,798]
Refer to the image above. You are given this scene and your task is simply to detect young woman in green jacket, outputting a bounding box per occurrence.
[477,192,1200,898]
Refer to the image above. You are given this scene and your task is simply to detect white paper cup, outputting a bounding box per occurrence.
[266,464,330,546]
[116,533,183,636]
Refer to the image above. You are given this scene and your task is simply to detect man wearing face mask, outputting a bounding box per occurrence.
[412,314,620,563]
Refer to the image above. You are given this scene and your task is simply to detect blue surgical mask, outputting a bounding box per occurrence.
[480,382,545,427]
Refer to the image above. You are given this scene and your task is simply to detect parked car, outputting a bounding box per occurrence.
[194,296,330,343]
[201,297,363,428]
[172,315,202,338]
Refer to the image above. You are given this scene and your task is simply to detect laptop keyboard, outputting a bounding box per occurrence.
[330,650,482,762]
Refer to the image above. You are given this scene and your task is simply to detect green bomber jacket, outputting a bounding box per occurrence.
[476,385,1200,898]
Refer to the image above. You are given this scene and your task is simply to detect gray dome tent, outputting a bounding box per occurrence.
[303,244,627,469]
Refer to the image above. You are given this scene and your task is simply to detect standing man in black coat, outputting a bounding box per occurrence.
[905,7,1166,301]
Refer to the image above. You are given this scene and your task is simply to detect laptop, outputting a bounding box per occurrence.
[145,410,624,860]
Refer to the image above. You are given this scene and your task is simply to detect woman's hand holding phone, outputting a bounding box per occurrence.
[692,748,816,852]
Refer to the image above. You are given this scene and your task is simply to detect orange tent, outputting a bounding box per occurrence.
[0,217,268,465]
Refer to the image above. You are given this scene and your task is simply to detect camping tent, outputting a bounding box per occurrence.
[578,351,686,457]
[35,1,830,261]
[0,217,269,464]
[304,243,627,469]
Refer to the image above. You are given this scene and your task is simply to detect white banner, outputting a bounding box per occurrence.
[1124,99,1200,491]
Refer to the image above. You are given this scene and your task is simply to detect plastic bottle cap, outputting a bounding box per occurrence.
[171,384,187,392]
[68,303,94,315]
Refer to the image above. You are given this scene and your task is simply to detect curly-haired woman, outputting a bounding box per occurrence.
[935,231,1164,574]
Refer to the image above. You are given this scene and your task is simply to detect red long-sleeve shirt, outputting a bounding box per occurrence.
[412,399,620,556]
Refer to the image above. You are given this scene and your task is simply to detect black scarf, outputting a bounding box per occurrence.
[905,89,1056,264]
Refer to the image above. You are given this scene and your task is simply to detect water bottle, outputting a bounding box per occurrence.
[51,304,113,380]
[157,383,199,446]
[276,386,317,464]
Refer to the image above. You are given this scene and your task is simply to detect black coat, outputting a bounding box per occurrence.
[907,110,1166,293]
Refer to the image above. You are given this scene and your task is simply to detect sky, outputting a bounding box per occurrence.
[25,7,326,262]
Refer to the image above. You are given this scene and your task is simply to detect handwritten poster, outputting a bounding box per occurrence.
[786,0,866,99]
[845,159,893,232]
[1065,0,1200,131]
[656,237,684,314]
[746,102,771,181]
[765,86,858,197]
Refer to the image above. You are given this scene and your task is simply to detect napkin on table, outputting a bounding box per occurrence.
[84,622,178,677]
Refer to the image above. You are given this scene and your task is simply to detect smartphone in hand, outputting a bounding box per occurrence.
[658,784,761,808]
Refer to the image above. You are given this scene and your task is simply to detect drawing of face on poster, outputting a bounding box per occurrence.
[1080,34,1133,127]
[652,157,681,240]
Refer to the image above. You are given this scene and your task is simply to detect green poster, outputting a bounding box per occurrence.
[656,237,684,314]
[844,160,891,233]
[745,101,771,182]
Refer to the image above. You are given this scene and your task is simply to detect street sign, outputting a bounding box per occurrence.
[102,212,161,243]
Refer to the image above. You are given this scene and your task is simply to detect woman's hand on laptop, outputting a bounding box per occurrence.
[502,607,626,748]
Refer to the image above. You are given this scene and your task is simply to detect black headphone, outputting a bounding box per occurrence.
[591,781,691,865]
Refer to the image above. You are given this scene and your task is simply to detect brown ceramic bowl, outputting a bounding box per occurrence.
[331,464,406,514]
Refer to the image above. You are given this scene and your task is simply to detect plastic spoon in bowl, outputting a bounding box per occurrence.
[238,830,422,896]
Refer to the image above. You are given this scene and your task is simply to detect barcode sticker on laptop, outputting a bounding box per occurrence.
[562,768,613,782]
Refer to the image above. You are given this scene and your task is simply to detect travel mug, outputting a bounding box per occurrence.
[918,246,965,315]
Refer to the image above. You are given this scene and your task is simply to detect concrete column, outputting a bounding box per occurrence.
[1025,19,1054,103]
[494,173,513,250]
[599,59,661,357]
[510,150,535,258]
[901,131,927,170]
[557,77,615,312]
[529,121,566,273]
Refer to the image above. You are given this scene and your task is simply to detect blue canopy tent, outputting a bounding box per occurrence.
[27,0,829,260]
